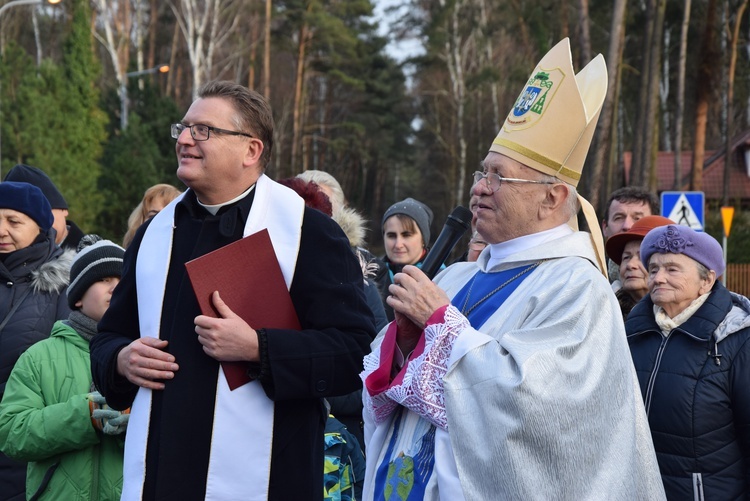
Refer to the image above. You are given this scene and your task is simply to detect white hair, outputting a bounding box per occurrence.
[295,170,346,211]
[533,171,580,220]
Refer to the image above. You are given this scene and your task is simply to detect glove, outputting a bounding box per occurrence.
[87,391,130,435]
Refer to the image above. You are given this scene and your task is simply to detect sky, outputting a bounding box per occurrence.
[370,0,424,132]
[370,0,424,64]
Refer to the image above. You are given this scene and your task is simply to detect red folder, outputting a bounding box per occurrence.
[185,229,300,390]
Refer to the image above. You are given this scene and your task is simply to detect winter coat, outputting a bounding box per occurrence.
[332,206,387,332]
[626,282,750,500]
[327,207,385,452]
[0,234,73,394]
[60,220,85,252]
[0,320,123,500]
[0,232,73,501]
[615,288,639,322]
[91,190,375,500]
[323,415,365,501]
[372,255,434,323]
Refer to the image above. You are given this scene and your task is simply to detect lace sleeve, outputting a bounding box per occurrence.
[361,305,470,430]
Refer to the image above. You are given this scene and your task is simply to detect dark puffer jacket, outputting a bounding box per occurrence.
[625,282,750,500]
[0,231,73,501]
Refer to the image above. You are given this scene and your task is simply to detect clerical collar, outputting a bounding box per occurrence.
[487,224,573,264]
[197,184,256,215]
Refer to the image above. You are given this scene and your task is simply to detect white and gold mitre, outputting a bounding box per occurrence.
[489,38,607,187]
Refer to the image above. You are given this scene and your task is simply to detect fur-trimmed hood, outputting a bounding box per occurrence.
[332,206,367,248]
[331,206,382,282]
[31,248,74,294]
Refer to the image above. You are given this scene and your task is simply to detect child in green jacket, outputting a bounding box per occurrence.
[0,235,128,500]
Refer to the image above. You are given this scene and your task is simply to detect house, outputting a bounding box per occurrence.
[622,129,750,208]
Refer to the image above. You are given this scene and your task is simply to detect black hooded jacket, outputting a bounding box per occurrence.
[626,282,750,500]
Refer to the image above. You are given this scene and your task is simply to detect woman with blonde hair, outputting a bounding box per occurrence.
[123,184,181,248]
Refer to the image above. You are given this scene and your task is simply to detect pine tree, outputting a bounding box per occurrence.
[9,0,109,231]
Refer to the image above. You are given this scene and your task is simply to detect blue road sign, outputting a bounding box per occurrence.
[661,191,704,231]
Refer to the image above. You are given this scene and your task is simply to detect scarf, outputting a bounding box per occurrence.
[67,310,98,342]
[653,292,711,335]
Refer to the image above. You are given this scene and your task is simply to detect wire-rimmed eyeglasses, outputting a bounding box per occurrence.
[472,171,556,193]
[171,123,253,141]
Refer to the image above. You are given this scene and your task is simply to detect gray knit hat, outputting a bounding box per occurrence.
[67,235,125,309]
[381,197,434,246]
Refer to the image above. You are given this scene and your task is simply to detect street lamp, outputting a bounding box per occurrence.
[0,0,62,177]
[119,64,169,130]
[0,0,60,18]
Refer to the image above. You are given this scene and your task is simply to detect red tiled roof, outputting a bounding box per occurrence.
[622,147,750,200]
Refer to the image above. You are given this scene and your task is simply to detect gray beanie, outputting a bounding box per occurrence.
[67,235,125,309]
[381,197,434,246]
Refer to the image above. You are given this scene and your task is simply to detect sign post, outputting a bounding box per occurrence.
[721,206,735,287]
[660,191,705,231]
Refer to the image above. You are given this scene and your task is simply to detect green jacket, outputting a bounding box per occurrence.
[0,321,123,500]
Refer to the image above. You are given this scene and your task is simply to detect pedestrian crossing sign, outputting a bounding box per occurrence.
[660,191,704,231]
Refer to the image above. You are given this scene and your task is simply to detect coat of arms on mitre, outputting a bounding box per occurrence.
[504,67,564,131]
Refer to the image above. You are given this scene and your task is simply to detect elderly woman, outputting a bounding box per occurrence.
[625,224,750,499]
[0,181,74,500]
[605,215,674,319]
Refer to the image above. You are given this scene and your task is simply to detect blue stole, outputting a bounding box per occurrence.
[451,264,538,328]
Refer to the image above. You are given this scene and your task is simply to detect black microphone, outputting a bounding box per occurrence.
[421,205,473,279]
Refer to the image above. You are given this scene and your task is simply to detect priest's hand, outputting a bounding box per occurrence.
[387,265,450,330]
[116,338,179,390]
[195,291,260,362]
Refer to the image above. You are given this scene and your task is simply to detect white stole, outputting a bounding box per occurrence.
[122,174,305,500]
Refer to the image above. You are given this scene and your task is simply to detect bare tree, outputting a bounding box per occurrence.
[169,0,241,99]
[134,0,144,75]
[92,0,132,84]
[264,0,271,98]
[630,0,655,186]
[290,1,313,172]
[659,28,671,152]
[577,0,591,69]
[247,9,260,89]
[438,0,473,207]
[723,0,749,204]
[631,0,666,189]
[478,0,499,132]
[588,0,627,211]
[644,0,667,190]
[673,0,692,189]
[148,0,158,70]
[691,0,720,191]
[91,0,132,128]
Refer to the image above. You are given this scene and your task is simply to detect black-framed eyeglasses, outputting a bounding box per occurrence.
[472,171,556,193]
[171,123,253,141]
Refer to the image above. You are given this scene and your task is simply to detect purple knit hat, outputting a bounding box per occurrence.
[640,225,725,276]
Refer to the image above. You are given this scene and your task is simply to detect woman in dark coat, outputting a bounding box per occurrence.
[0,181,73,500]
[374,198,434,321]
[626,224,750,500]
